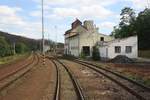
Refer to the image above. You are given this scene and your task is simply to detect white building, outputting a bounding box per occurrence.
[64,19,114,57]
[99,35,138,59]
[44,45,50,52]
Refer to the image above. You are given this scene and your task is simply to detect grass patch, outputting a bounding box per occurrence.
[143,80,150,87]
[128,75,150,87]
[61,54,77,60]
[139,50,150,58]
[0,53,29,65]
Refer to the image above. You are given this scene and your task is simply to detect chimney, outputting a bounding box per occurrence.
[83,20,94,30]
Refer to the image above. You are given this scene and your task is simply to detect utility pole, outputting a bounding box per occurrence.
[13,42,16,55]
[48,32,50,52]
[42,0,45,54]
[55,26,57,55]
[147,0,150,8]
[41,0,45,65]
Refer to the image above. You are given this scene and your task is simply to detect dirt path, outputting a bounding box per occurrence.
[0,58,54,100]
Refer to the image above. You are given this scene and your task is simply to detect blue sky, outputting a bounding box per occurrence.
[0,0,148,43]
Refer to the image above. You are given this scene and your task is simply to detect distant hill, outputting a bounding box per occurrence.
[0,31,41,51]
[0,31,64,51]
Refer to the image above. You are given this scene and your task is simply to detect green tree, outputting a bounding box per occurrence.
[0,36,12,57]
[135,8,150,50]
[120,7,136,27]
[111,7,136,38]
[80,51,86,59]
[16,42,29,54]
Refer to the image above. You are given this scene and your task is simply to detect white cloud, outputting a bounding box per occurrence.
[125,0,148,9]
[0,6,22,16]
[0,5,63,41]
[52,5,114,19]
[0,6,24,25]
[30,10,41,17]
[33,0,119,7]
[0,5,43,39]
[98,22,116,32]
[81,5,114,18]
[53,8,79,17]
[31,0,119,20]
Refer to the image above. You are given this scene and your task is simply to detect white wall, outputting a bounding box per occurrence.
[99,36,138,59]
[99,47,108,58]
[64,38,69,54]
[79,32,114,56]
[44,45,50,52]
[69,36,79,56]
[79,32,97,56]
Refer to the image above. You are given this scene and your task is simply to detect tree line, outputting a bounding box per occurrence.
[0,31,61,57]
[0,36,30,57]
[111,7,150,50]
[0,31,41,57]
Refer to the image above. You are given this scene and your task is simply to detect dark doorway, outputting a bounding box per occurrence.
[82,46,90,56]
[100,37,104,41]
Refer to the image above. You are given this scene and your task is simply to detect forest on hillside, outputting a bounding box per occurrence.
[0,31,56,57]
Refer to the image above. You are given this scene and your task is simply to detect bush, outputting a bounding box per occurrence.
[16,42,29,54]
[0,36,13,57]
[80,51,86,59]
[62,54,77,60]
[92,46,100,60]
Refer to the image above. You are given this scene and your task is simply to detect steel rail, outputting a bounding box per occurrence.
[71,59,148,100]
[75,59,150,91]
[0,55,34,82]
[0,53,39,92]
[51,60,60,100]
[54,59,86,100]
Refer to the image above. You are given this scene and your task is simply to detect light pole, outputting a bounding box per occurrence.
[41,0,44,54]
[55,26,57,55]
[41,0,45,65]
[13,42,16,55]
[147,0,150,8]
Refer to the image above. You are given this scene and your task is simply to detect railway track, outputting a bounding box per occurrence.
[50,58,85,100]
[0,53,39,92]
[51,60,60,100]
[69,59,150,100]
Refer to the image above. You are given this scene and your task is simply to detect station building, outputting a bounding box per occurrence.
[64,19,114,57]
[98,35,138,59]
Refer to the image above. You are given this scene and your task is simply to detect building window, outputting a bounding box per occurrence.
[115,46,121,53]
[126,46,132,53]
[100,37,104,41]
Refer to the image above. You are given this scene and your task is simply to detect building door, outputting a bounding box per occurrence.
[82,46,90,56]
